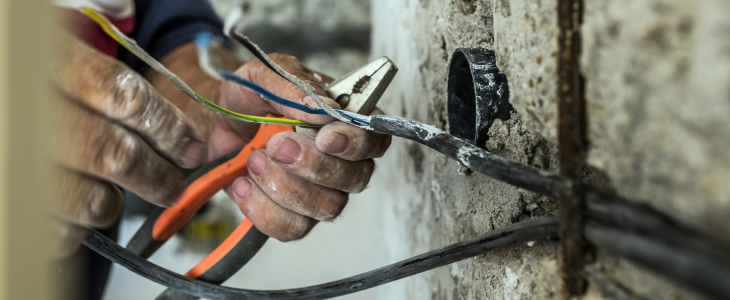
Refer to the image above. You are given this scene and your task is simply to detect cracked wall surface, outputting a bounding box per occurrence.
[371,0,726,299]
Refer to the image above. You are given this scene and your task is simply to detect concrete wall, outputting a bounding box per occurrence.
[108,0,730,298]
[371,0,729,299]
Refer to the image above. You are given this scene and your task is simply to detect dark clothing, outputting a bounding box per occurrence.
[119,0,227,74]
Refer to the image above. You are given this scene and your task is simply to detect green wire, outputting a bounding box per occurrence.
[193,93,318,126]
[80,6,320,127]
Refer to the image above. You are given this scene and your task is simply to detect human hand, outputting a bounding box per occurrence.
[51,37,208,255]
[210,54,392,242]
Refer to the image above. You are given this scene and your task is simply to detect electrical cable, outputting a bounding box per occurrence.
[84,217,559,300]
[369,115,563,197]
[194,31,372,126]
[227,31,354,125]
[79,7,317,127]
[79,6,730,299]
[85,193,730,300]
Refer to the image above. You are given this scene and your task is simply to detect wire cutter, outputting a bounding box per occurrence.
[124,56,397,299]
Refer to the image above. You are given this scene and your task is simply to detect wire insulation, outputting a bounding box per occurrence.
[227,31,352,124]
[79,7,317,127]
[194,31,371,126]
[84,217,558,300]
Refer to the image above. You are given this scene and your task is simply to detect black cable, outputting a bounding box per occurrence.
[585,221,730,299]
[370,115,563,197]
[85,104,730,299]
[83,217,559,300]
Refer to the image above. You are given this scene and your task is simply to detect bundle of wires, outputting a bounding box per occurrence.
[81,7,371,128]
[193,31,372,127]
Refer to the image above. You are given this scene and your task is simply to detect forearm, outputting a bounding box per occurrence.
[144,42,243,140]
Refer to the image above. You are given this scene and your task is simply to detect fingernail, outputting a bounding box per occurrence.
[249,152,268,175]
[323,132,349,154]
[233,178,252,198]
[179,141,206,168]
[274,138,301,164]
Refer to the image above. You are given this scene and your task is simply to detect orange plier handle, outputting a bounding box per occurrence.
[126,117,293,286]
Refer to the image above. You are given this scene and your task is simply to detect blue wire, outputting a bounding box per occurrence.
[195,31,370,124]
[221,71,328,115]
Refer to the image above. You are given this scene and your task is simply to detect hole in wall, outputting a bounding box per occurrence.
[447,48,513,149]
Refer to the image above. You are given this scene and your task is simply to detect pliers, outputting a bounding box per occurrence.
[125,56,398,300]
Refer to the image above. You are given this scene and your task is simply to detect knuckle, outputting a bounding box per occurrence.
[156,112,194,152]
[84,184,123,227]
[110,71,153,119]
[51,221,86,259]
[98,130,143,177]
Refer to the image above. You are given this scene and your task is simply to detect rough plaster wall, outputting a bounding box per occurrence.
[583,0,730,246]
[373,0,725,299]
[371,1,561,299]
[494,0,559,143]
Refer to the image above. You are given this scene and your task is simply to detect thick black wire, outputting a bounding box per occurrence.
[83,217,559,300]
[370,115,563,196]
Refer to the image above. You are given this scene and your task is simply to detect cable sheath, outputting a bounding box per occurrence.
[370,115,562,197]
[83,218,558,300]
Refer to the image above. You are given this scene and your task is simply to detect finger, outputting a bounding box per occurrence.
[57,170,124,228]
[50,220,87,259]
[228,177,317,242]
[315,121,392,161]
[246,150,348,221]
[53,36,206,168]
[266,133,375,193]
[57,101,187,207]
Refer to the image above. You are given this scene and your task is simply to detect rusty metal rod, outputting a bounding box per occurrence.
[557,0,588,297]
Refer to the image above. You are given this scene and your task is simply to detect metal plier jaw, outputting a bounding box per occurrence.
[325,57,399,115]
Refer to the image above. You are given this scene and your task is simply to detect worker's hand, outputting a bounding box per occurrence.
[51,37,208,256]
[210,54,392,242]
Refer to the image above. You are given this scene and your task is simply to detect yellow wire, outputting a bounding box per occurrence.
[79,7,317,127]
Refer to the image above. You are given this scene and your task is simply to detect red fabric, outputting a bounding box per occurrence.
[60,8,135,58]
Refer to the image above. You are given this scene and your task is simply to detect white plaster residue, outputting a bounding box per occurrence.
[269,181,277,191]
[430,179,442,202]
[456,145,504,167]
[450,263,465,280]
[503,267,530,300]
[384,116,443,141]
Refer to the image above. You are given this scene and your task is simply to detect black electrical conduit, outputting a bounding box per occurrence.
[84,114,730,300]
